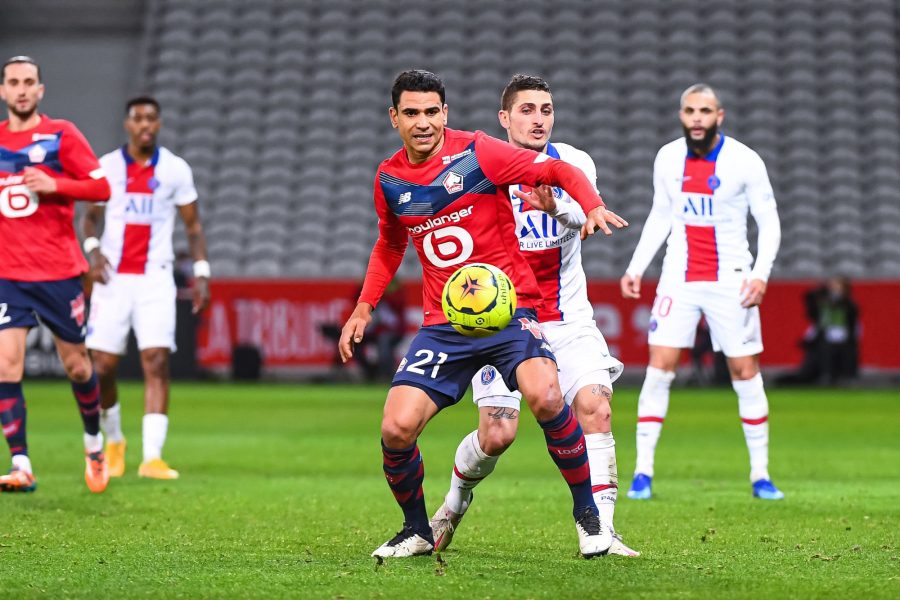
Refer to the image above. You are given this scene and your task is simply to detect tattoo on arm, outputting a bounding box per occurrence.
[591,385,613,400]
[487,407,519,420]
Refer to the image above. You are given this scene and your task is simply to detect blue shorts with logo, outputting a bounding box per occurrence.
[392,308,556,410]
[0,277,88,344]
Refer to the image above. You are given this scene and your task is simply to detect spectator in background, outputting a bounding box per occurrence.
[780,277,859,384]
[323,280,407,382]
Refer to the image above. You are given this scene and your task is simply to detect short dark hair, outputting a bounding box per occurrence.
[391,69,445,108]
[2,55,41,83]
[125,95,161,115]
[501,74,551,112]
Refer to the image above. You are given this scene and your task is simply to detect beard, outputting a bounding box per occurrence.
[7,101,37,122]
[683,123,718,155]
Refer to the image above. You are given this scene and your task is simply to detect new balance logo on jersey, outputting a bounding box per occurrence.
[398,192,412,204]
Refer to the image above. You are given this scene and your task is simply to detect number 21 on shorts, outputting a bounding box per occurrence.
[398,349,448,378]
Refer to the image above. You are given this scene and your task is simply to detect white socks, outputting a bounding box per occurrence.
[585,432,617,529]
[100,402,124,442]
[142,413,169,462]
[12,453,31,474]
[634,366,675,476]
[84,431,104,454]
[733,373,770,483]
[445,430,498,514]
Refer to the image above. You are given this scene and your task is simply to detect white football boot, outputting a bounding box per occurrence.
[574,508,613,558]
[430,493,472,552]
[608,532,641,557]
[371,524,434,558]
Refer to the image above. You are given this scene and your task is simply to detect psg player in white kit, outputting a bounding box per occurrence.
[620,84,784,500]
[81,97,210,480]
[430,75,638,557]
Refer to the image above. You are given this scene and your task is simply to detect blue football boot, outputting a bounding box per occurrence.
[752,479,785,500]
[627,473,652,500]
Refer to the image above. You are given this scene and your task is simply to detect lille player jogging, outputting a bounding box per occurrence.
[620,84,784,501]
[81,96,210,480]
[338,70,627,559]
[0,56,112,493]
[430,75,638,557]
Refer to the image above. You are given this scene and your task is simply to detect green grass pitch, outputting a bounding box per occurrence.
[2,382,898,599]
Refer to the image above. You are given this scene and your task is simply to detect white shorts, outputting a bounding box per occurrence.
[647,278,763,357]
[472,319,624,410]
[86,266,177,354]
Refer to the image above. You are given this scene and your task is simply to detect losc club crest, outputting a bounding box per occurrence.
[442,171,464,194]
[28,145,47,164]
[70,293,86,327]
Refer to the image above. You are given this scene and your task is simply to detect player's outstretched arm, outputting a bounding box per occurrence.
[339,303,373,362]
[581,206,629,240]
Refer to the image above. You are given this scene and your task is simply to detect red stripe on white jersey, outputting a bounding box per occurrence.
[682,156,719,282]
[118,224,152,274]
[527,244,564,321]
[117,161,155,274]
[685,224,718,281]
[741,415,768,425]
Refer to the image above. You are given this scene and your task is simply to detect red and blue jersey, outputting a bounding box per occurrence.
[359,128,603,326]
[0,115,109,281]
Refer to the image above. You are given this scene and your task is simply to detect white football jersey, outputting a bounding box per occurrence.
[627,135,780,283]
[511,142,594,322]
[98,146,197,273]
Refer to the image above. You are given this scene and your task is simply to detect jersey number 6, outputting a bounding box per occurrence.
[0,185,39,219]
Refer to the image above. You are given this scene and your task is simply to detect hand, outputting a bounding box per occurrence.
[87,251,112,285]
[22,166,58,194]
[581,205,628,240]
[740,278,767,308]
[512,185,557,213]
[339,303,373,363]
[193,277,211,314]
[620,273,642,299]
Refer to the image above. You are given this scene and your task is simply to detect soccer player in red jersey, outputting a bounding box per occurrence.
[339,70,627,559]
[0,56,111,493]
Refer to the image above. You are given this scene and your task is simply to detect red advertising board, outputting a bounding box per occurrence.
[197,280,900,371]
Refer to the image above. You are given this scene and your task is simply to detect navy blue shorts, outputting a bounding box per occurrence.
[392,308,556,410]
[0,277,88,344]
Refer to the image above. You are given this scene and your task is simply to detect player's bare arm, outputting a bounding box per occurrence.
[339,302,374,362]
[581,205,628,240]
[620,273,642,299]
[80,204,112,285]
[177,202,211,314]
[740,278,767,308]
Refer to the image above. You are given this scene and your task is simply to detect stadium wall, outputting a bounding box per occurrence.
[196,280,900,374]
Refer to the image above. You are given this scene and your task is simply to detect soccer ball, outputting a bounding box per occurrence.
[441,263,517,337]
